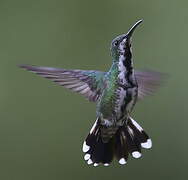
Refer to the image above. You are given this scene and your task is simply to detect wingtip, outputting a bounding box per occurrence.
[18,64,34,70]
[18,65,41,72]
[18,64,26,68]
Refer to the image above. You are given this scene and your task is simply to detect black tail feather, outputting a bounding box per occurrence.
[114,128,129,164]
[125,126,142,158]
[127,117,152,149]
[83,117,152,166]
[83,118,114,166]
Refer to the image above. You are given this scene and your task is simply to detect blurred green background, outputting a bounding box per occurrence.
[0,0,187,179]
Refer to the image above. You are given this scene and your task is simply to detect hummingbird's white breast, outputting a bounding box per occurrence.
[114,38,137,120]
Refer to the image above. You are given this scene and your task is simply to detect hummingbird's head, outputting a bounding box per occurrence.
[110,20,143,61]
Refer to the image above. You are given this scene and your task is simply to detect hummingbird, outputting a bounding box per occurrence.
[20,20,163,166]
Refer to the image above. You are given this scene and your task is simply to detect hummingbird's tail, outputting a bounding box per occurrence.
[82,117,152,166]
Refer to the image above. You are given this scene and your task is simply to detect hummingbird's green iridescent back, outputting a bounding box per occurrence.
[97,62,119,119]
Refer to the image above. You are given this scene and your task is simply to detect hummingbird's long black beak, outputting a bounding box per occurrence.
[126,19,143,39]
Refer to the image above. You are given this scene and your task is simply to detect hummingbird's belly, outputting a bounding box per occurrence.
[98,85,138,126]
[97,66,138,126]
[115,86,138,120]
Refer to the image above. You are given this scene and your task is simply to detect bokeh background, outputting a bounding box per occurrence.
[0,0,187,179]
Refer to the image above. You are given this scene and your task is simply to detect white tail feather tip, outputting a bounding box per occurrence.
[94,163,99,167]
[141,139,152,149]
[84,154,91,161]
[104,163,109,166]
[87,159,93,165]
[119,158,127,165]
[82,141,90,152]
[132,151,142,158]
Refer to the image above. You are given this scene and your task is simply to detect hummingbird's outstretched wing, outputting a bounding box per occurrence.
[20,65,106,102]
[135,70,164,100]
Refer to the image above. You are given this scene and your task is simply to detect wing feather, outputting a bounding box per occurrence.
[19,65,106,102]
[135,70,165,100]
[20,65,164,102]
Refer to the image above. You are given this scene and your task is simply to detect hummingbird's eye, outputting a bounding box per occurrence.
[114,41,118,46]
